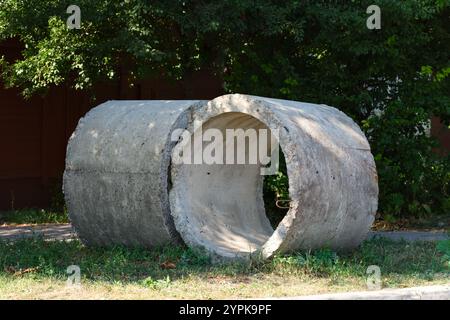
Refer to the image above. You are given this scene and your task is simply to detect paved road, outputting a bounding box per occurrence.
[267,285,450,300]
[0,224,448,242]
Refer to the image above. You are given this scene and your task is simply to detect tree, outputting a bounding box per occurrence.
[1,0,449,217]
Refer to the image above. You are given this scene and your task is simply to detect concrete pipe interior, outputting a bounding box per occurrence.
[170,112,291,259]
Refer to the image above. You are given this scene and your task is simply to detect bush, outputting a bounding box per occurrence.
[1,0,449,218]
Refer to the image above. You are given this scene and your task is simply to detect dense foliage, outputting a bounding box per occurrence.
[1,0,449,217]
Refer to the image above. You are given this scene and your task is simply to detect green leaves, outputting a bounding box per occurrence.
[436,239,450,268]
[0,0,449,218]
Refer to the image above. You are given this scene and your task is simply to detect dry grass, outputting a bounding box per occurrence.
[0,237,449,300]
[2,274,449,300]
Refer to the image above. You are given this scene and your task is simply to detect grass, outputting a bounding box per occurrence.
[0,237,449,299]
[0,209,69,225]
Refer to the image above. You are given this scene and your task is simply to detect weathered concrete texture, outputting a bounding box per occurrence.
[63,100,205,247]
[64,94,378,259]
[170,94,378,259]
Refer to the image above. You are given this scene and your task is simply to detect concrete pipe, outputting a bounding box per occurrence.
[169,94,378,260]
[64,94,378,260]
[63,100,205,246]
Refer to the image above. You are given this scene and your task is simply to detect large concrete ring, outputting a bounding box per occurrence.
[169,94,378,259]
[63,94,378,260]
[63,100,206,246]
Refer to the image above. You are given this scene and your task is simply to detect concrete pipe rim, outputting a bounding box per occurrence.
[169,97,300,261]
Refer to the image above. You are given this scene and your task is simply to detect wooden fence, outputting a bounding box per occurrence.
[0,40,223,210]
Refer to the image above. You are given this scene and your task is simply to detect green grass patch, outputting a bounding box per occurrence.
[437,239,450,268]
[0,209,69,225]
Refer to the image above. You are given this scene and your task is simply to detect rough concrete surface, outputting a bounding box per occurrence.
[64,94,378,260]
[170,94,378,259]
[64,100,206,247]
